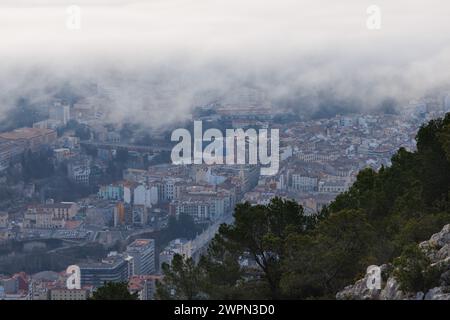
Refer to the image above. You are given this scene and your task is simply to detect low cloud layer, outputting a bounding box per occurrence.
[1,0,450,128]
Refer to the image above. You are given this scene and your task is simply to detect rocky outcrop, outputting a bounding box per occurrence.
[336,224,450,300]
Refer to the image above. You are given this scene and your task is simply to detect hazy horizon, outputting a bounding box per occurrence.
[1,0,450,127]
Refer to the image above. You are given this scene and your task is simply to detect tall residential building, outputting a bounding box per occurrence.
[126,239,155,275]
[239,165,260,193]
[290,174,318,192]
[133,184,157,208]
[98,183,124,201]
[49,101,71,125]
[79,254,131,288]
[113,202,126,227]
[132,205,148,226]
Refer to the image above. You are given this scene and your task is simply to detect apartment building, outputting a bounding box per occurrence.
[0,127,57,153]
[126,239,156,275]
[24,202,79,229]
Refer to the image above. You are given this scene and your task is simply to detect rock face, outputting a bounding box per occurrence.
[336,224,450,300]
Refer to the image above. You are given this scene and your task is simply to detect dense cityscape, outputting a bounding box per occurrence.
[0,85,449,300]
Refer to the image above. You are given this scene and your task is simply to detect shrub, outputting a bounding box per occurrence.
[393,245,442,293]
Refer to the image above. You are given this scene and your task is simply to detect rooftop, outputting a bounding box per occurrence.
[127,239,154,249]
[79,255,126,269]
[0,127,55,141]
[27,202,76,210]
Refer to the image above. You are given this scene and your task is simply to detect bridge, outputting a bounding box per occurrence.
[80,141,173,153]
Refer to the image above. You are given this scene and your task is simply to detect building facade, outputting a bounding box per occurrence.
[79,255,131,288]
[24,202,79,229]
[126,239,155,275]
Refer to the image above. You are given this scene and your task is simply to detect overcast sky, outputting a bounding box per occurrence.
[1,0,450,126]
[1,1,449,61]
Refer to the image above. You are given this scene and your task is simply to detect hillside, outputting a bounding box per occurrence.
[337,224,450,300]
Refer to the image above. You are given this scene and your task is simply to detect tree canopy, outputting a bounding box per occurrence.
[90,282,138,300]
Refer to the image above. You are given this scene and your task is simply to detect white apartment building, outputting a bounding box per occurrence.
[290,174,318,192]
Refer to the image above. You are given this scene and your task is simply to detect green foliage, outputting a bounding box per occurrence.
[158,214,204,246]
[393,213,450,249]
[21,149,55,181]
[393,245,442,293]
[415,116,450,206]
[196,241,247,299]
[74,124,91,140]
[84,145,98,158]
[115,148,129,164]
[281,210,375,298]
[119,123,134,141]
[156,254,204,300]
[42,175,96,201]
[157,198,308,300]
[0,98,45,131]
[0,186,16,202]
[102,148,131,182]
[212,198,307,299]
[90,282,138,300]
[328,113,450,260]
